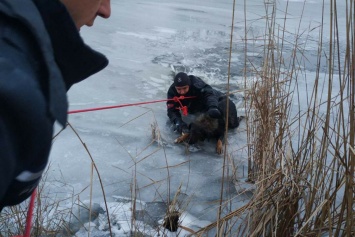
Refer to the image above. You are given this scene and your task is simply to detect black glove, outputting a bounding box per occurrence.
[208,107,222,119]
[174,118,188,133]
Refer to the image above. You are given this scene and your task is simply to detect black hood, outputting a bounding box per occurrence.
[33,0,109,90]
[0,0,109,126]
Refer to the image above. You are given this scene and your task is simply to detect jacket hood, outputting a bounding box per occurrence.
[33,0,109,89]
[0,0,109,126]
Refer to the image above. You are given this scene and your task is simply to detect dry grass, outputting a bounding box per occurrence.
[197,0,355,236]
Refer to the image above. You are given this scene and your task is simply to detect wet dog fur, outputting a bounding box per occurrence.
[175,97,240,154]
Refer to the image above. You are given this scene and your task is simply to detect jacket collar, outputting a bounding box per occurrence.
[33,0,109,90]
[0,0,108,126]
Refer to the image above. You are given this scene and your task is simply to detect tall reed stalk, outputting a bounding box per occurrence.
[240,0,355,236]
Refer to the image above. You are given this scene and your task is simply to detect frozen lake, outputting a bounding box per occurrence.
[14,0,349,236]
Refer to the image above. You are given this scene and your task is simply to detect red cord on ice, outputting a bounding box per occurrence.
[68,96,196,116]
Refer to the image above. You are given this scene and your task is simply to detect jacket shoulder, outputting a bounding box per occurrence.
[189,75,208,89]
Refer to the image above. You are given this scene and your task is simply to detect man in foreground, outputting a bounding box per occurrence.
[0,0,111,211]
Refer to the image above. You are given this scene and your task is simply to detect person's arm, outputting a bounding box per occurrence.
[0,116,16,209]
[191,76,222,118]
[167,85,182,123]
[0,60,53,209]
[167,85,188,133]
[0,26,54,208]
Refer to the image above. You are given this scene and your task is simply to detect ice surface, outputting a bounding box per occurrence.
[10,0,348,236]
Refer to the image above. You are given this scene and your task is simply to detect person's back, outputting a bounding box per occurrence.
[0,0,111,211]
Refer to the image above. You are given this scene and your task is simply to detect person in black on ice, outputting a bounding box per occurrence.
[166,72,240,133]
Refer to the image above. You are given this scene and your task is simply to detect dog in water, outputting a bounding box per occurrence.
[174,96,241,154]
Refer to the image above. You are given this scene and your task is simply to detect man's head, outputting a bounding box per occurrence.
[60,0,111,30]
[174,72,190,95]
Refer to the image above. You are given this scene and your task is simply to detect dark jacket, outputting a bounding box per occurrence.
[0,0,108,210]
[166,75,222,123]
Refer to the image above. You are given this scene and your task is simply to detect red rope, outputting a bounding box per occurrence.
[12,188,36,237]
[172,96,189,116]
[68,96,195,115]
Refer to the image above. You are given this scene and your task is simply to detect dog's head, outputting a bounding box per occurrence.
[186,123,207,144]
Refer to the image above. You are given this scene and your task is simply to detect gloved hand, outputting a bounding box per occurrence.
[208,106,222,119]
[174,118,188,134]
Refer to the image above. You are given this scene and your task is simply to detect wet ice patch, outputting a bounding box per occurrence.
[68,196,211,237]
[114,31,161,41]
[188,144,202,153]
[153,26,177,35]
[152,43,263,85]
